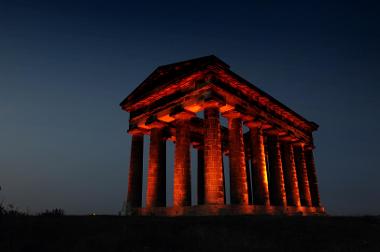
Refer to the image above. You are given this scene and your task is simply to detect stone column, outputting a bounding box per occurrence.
[281,142,301,207]
[203,106,224,205]
[173,111,194,207]
[294,143,312,207]
[267,134,287,206]
[246,122,270,206]
[224,112,248,205]
[146,127,166,208]
[197,148,205,205]
[305,147,321,207]
[126,133,144,208]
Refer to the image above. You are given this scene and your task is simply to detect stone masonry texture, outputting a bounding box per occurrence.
[267,135,287,206]
[281,142,301,207]
[228,118,249,205]
[146,127,166,207]
[250,127,270,205]
[294,145,312,207]
[173,119,192,207]
[203,107,224,205]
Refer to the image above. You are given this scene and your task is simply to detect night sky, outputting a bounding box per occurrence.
[1,0,379,215]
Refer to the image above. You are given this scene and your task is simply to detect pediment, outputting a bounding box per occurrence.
[120,56,318,135]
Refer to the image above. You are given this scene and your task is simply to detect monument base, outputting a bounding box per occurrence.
[127,205,325,216]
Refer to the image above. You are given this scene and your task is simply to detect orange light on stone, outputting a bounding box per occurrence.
[138,121,150,129]
[203,107,225,205]
[173,119,192,207]
[184,103,202,113]
[219,104,234,113]
[157,114,175,123]
[245,121,262,128]
[262,124,272,130]
[121,55,324,216]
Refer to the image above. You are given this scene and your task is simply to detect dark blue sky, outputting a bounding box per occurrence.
[1,0,379,215]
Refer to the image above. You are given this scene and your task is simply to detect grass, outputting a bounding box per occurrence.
[1,215,380,251]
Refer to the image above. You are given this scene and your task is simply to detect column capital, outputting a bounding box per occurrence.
[198,90,226,109]
[280,135,299,143]
[128,123,148,136]
[245,120,262,129]
[221,104,252,121]
[222,109,241,119]
[245,119,273,130]
[145,115,168,129]
[156,110,176,123]
[170,106,196,121]
[293,141,306,148]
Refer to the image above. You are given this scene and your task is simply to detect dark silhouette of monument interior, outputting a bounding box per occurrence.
[120,55,324,216]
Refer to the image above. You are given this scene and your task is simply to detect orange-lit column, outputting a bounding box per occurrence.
[246,122,270,206]
[267,134,287,206]
[223,111,248,205]
[305,147,321,207]
[126,132,144,208]
[203,106,224,205]
[146,126,166,208]
[281,142,301,207]
[197,148,205,205]
[173,111,195,207]
[294,143,312,207]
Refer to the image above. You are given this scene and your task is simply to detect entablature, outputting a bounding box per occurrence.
[121,57,318,146]
[127,84,313,144]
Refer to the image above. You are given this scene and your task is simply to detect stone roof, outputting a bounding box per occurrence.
[120,55,318,132]
[120,55,229,107]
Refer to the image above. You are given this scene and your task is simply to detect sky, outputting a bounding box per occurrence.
[0,0,379,215]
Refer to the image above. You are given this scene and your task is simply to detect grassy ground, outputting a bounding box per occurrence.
[1,215,380,251]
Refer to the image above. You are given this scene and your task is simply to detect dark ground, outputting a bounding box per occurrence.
[1,215,380,251]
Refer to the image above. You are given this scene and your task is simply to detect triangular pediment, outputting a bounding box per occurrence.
[120,55,229,108]
[121,55,318,133]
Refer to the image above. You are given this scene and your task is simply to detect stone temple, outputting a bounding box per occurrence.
[120,55,324,216]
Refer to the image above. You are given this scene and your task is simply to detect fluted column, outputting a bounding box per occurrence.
[267,134,287,206]
[173,111,194,207]
[305,147,321,207]
[146,127,166,208]
[197,148,205,205]
[281,142,301,207]
[224,113,248,205]
[203,106,224,205]
[294,143,312,207]
[127,133,144,208]
[246,122,270,206]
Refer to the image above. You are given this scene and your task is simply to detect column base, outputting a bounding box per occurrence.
[127,205,325,217]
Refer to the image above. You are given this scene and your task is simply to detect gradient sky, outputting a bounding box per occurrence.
[1,0,379,215]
